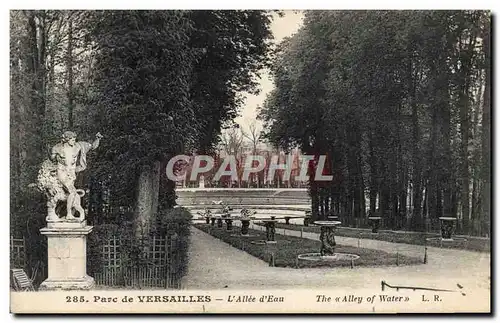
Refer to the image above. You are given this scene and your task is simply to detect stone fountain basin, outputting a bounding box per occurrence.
[297,253,360,262]
[250,239,290,245]
[313,221,341,226]
[439,217,457,221]
[426,237,467,243]
[231,233,259,238]
[262,219,278,223]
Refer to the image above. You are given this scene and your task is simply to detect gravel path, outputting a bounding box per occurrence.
[181,225,490,294]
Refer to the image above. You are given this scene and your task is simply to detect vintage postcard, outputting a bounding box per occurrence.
[9,9,491,314]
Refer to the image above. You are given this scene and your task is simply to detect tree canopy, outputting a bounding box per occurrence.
[10,9,275,235]
[259,10,491,236]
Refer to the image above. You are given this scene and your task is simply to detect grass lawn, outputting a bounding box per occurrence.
[264,222,489,252]
[193,223,423,269]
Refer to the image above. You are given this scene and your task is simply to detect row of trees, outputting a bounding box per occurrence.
[259,11,491,236]
[10,10,276,240]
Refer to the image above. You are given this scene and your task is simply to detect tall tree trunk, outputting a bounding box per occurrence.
[458,30,477,233]
[319,189,325,218]
[411,83,423,230]
[310,181,319,221]
[34,12,47,120]
[355,157,365,221]
[422,182,429,230]
[150,160,161,217]
[400,164,408,229]
[459,78,471,228]
[436,185,443,219]
[470,69,483,228]
[324,188,330,215]
[350,149,360,220]
[397,102,406,229]
[10,34,22,199]
[441,82,453,219]
[134,163,160,237]
[471,177,478,234]
[24,11,46,189]
[379,179,390,229]
[67,18,74,128]
[427,102,439,223]
[388,145,398,230]
[355,135,365,220]
[368,133,377,215]
[480,19,491,236]
[159,157,177,210]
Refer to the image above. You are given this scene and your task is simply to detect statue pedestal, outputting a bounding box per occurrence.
[39,220,95,290]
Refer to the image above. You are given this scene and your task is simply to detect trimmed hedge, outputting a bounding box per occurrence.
[88,207,192,285]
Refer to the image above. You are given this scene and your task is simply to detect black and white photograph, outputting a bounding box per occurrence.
[8,7,491,314]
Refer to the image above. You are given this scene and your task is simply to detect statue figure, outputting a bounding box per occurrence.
[319,226,336,256]
[36,131,102,222]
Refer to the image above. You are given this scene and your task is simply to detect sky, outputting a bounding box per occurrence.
[233,11,304,134]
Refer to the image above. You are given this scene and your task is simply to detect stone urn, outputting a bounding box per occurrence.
[368,216,382,233]
[439,217,457,240]
[240,208,256,236]
[327,211,339,222]
[198,209,211,224]
[263,216,278,243]
[241,219,250,235]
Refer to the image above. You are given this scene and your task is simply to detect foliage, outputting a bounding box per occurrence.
[155,206,193,236]
[9,9,274,285]
[84,10,275,211]
[188,11,275,153]
[85,11,196,203]
[10,9,275,236]
[259,10,491,236]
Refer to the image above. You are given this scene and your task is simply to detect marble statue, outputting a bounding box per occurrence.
[36,131,102,222]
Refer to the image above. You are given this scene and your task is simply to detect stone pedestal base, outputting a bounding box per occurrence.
[368,217,381,233]
[39,219,94,291]
[225,219,233,231]
[264,220,277,243]
[241,220,250,235]
[39,275,95,290]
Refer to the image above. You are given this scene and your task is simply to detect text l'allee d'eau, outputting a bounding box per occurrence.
[228,295,285,303]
